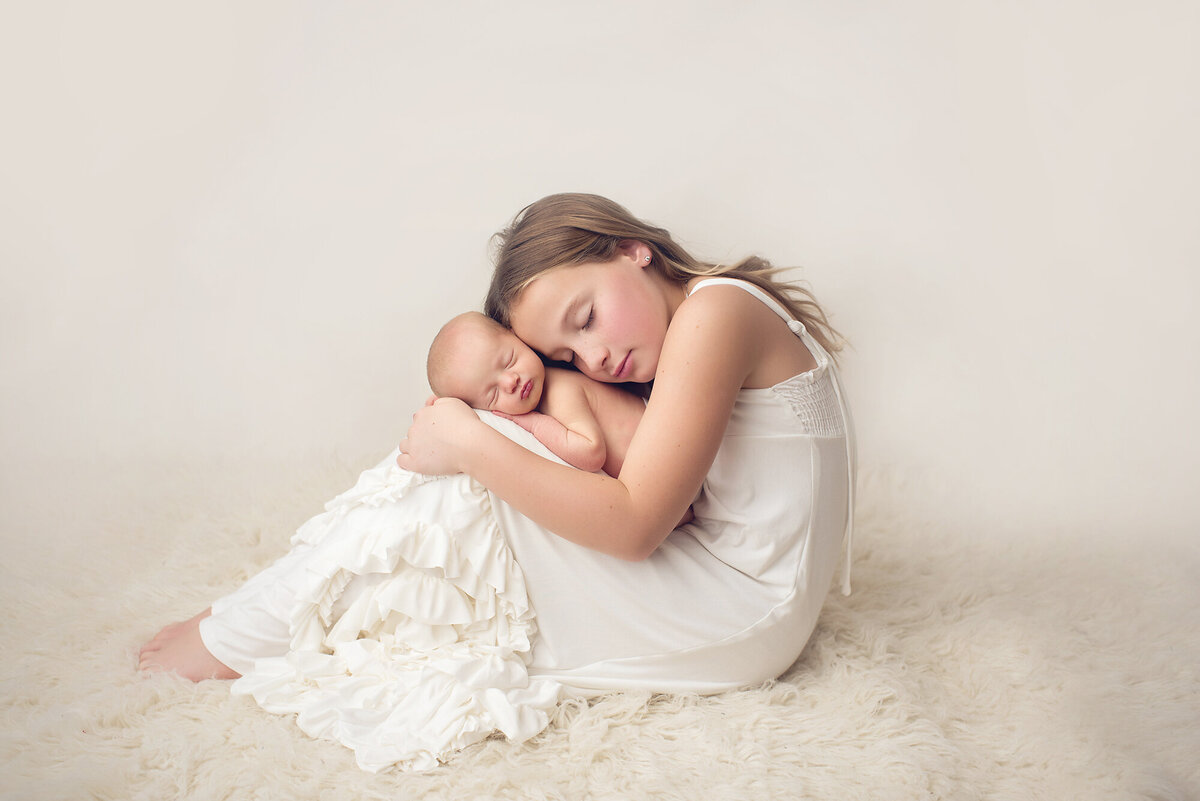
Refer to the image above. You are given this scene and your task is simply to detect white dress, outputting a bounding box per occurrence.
[199,277,855,772]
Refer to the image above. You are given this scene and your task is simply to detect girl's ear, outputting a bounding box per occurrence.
[617,239,652,267]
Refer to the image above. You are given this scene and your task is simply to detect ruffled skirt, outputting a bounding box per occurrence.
[200,448,561,772]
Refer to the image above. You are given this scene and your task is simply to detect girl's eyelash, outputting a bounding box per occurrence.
[582,309,594,330]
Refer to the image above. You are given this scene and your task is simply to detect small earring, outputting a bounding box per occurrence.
[644,255,652,262]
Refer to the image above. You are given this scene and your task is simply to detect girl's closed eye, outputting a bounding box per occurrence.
[582,308,594,331]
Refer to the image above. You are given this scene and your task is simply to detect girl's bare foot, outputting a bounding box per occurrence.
[138,608,240,681]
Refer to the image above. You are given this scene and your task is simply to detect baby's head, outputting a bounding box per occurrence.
[427,312,545,415]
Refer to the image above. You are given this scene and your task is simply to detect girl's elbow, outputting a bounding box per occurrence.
[616,529,667,562]
[615,546,653,563]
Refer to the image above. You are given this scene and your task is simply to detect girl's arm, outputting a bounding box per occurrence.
[397,289,767,560]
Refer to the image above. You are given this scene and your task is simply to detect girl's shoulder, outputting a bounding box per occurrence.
[657,285,765,389]
[673,279,817,388]
[676,278,784,335]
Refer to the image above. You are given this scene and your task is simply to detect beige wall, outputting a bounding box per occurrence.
[3,1,1197,537]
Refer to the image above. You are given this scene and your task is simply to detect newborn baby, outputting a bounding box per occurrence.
[426,311,648,477]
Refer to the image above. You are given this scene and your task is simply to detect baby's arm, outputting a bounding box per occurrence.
[501,372,694,524]
[500,409,605,472]
[500,370,608,473]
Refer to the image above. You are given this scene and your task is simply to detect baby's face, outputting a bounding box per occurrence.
[450,324,546,415]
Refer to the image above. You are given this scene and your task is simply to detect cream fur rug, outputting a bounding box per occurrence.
[2,458,1197,801]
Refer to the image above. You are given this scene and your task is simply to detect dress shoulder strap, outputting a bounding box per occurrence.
[688,277,796,327]
[688,278,829,361]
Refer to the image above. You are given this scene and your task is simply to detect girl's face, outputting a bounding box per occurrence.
[509,244,684,384]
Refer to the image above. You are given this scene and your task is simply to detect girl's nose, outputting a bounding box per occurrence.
[579,346,608,375]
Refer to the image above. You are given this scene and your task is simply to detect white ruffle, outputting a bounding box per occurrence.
[227,450,561,772]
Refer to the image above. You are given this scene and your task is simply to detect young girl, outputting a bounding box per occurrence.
[399,192,855,693]
[140,194,854,771]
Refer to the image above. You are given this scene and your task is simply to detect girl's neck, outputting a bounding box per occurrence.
[661,275,692,320]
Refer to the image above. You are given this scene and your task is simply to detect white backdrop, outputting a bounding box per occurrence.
[3,1,1197,540]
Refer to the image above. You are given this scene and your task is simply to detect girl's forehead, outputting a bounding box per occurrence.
[516,266,588,311]
[497,325,531,352]
[511,290,563,340]
[509,289,562,347]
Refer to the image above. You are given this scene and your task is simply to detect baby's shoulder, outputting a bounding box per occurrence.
[544,366,579,379]
[539,367,589,406]
[542,366,586,391]
[541,368,643,414]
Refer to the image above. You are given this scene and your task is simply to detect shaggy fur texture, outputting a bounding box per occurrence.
[2,459,1196,801]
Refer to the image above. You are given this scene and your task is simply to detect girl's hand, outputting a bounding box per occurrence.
[396,396,481,476]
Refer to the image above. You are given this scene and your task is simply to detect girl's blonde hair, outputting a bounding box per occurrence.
[484,193,843,356]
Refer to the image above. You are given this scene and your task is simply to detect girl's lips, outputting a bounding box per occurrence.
[520,379,533,400]
[614,353,631,380]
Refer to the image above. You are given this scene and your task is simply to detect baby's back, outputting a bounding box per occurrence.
[541,368,645,477]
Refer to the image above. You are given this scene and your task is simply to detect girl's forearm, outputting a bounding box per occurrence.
[464,424,673,561]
